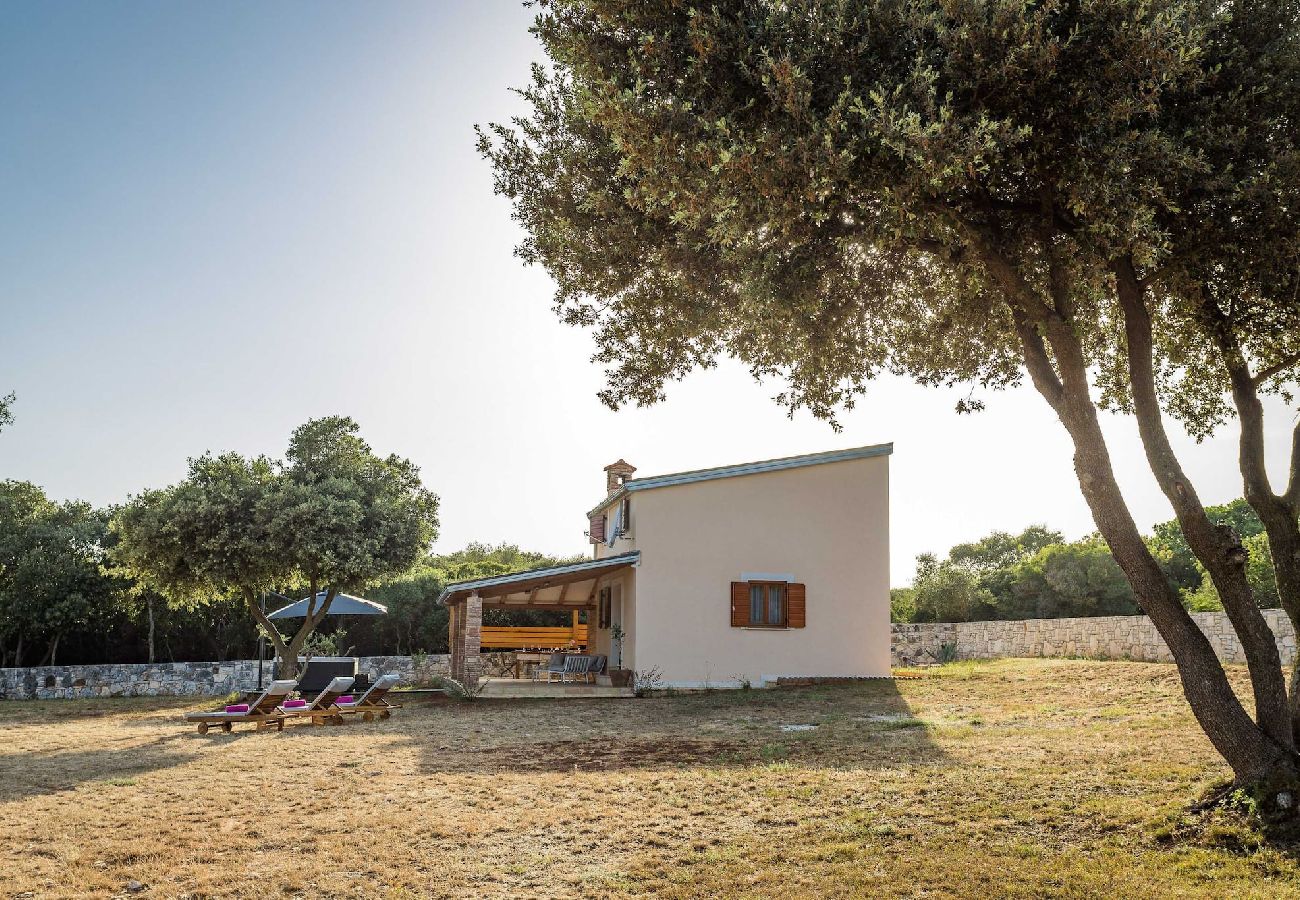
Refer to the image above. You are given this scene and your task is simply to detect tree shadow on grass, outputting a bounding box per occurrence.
[0,727,252,803]
[400,679,949,776]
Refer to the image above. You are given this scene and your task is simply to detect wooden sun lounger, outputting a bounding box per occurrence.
[277,676,355,726]
[184,679,297,734]
[335,673,402,722]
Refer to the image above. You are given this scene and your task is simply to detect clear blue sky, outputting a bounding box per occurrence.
[2,1,1293,583]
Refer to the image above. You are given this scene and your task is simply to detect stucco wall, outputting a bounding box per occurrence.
[630,452,891,686]
[891,609,1298,667]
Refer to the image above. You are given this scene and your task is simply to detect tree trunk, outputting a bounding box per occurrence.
[285,587,338,670]
[245,590,297,680]
[38,633,60,667]
[146,595,156,665]
[1010,305,1297,784]
[1202,303,1300,742]
[1115,259,1293,749]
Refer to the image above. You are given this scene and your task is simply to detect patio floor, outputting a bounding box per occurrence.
[478,677,635,699]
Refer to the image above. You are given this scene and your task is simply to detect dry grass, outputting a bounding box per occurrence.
[2,659,1299,898]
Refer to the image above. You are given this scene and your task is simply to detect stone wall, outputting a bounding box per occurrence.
[0,653,498,700]
[8,612,1293,699]
[891,609,1297,667]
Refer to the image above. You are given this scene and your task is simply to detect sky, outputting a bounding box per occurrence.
[1,1,1296,585]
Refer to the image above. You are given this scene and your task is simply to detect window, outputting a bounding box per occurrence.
[748,582,786,627]
[730,580,806,629]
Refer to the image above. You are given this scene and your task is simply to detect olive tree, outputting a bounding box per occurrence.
[479,0,1300,799]
[112,417,439,679]
[0,481,121,667]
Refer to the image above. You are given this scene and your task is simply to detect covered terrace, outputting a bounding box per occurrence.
[436,551,639,690]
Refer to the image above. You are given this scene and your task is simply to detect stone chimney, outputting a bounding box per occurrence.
[604,459,637,495]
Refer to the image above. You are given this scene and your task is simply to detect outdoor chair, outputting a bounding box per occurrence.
[560,654,595,683]
[184,679,296,734]
[587,655,607,682]
[335,673,402,722]
[276,675,355,726]
[540,652,567,683]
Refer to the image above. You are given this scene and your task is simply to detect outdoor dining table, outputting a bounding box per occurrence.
[512,650,553,679]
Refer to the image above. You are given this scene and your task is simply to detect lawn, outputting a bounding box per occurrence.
[2,658,1297,899]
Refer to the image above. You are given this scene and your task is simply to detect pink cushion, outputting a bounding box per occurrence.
[282,699,308,709]
[336,695,355,704]
[224,704,249,713]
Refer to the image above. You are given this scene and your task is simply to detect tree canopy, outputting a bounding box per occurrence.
[112,417,440,678]
[482,0,1300,792]
[0,481,121,666]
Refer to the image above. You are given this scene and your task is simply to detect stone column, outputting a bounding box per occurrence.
[463,592,483,689]
[448,602,463,683]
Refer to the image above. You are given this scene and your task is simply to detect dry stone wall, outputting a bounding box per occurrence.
[0,652,501,700]
[891,609,1297,667]
[5,612,1293,699]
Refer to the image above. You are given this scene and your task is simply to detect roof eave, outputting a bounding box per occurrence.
[436,551,641,605]
[584,443,892,516]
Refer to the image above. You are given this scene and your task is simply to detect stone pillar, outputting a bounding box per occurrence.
[449,602,463,683]
[463,592,483,689]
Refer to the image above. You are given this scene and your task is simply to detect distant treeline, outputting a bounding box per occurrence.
[892,499,1279,624]
[0,478,581,670]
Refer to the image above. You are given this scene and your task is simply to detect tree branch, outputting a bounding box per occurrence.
[1011,308,1065,414]
[1253,351,1300,387]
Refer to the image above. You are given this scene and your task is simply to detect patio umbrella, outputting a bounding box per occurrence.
[266,592,388,619]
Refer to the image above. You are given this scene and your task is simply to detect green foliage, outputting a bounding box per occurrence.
[1003,539,1139,620]
[948,527,1064,575]
[1149,500,1266,594]
[1184,533,1280,612]
[889,587,916,624]
[0,481,123,665]
[0,392,13,434]
[910,554,996,624]
[903,527,1136,623]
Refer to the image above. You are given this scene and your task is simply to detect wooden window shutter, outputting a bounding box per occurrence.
[589,513,606,544]
[786,583,806,628]
[730,582,749,627]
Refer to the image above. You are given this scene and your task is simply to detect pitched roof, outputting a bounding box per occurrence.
[436,551,640,606]
[586,443,893,517]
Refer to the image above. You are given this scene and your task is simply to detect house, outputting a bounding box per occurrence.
[437,444,892,689]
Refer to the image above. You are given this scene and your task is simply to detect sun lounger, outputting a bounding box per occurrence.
[335,673,401,722]
[184,679,297,734]
[277,676,355,725]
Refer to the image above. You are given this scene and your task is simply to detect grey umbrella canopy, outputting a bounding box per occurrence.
[266,592,388,620]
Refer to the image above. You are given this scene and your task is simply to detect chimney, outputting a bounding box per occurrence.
[604,459,637,495]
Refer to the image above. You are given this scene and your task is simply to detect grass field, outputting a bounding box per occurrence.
[2,658,1298,898]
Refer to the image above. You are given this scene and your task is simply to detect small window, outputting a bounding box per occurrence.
[747,582,786,627]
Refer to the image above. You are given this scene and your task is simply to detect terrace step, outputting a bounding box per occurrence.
[477,679,635,699]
